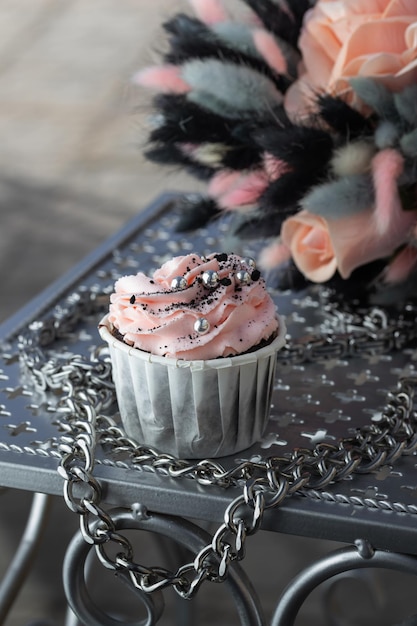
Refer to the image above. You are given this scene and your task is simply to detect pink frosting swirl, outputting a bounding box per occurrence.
[108,253,279,360]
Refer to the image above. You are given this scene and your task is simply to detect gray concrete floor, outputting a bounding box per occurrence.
[1,2,417,625]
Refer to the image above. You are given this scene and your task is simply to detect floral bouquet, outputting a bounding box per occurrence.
[135,0,417,305]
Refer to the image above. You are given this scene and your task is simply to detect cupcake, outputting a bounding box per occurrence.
[98,252,286,458]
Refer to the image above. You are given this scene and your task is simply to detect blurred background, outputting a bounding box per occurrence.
[1,2,417,625]
[0,0,197,325]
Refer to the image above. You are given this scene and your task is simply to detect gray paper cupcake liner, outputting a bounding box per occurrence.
[99,315,286,459]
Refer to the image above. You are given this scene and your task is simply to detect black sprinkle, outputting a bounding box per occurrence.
[251,270,261,282]
[130,295,136,304]
[214,253,228,262]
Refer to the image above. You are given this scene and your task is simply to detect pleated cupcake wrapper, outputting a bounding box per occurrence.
[99,315,286,459]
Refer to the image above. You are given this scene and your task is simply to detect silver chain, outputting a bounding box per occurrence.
[17,288,417,599]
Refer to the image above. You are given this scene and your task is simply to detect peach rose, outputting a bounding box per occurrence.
[281,207,417,283]
[285,0,417,114]
[280,212,337,282]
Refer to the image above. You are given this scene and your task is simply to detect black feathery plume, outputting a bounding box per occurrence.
[221,147,262,170]
[286,0,318,30]
[149,94,240,145]
[316,94,375,139]
[148,95,265,171]
[258,170,319,215]
[234,125,335,232]
[163,12,213,45]
[233,107,294,138]
[270,258,387,299]
[232,173,316,240]
[234,207,293,238]
[242,0,313,48]
[145,144,215,180]
[173,194,222,231]
[254,125,334,171]
[324,259,388,302]
[254,125,334,211]
[163,14,291,93]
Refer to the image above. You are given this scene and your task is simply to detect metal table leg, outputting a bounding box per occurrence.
[271,541,417,626]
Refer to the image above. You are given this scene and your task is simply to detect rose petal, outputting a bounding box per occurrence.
[398,55,417,76]
[305,13,342,62]
[281,212,338,282]
[331,16,374,52]
[284,78,318,118]
[318,2,348,22]
[302,226,329,251]
[301,51,334,90]
[349,0,389,13]
[339,55,366,77]
[405,21,417,49]
[285,0,417,118]
[327,206,417,278]
[385,0,417,18]
[281,197,417,284]
[330,19,413,85]
[359,52,404,76]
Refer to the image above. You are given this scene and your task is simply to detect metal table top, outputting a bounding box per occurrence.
[1,193,417,556]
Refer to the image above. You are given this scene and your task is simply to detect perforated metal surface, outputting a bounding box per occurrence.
[1,194,417,554]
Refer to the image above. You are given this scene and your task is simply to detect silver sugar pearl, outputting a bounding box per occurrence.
[194,317,210,334]
[202,270,220,288]
[171,276,188,291]
[242,257,256,269]
[235,270,251,284]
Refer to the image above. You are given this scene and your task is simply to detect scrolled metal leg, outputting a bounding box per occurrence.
[271,540,417,626]
[63,507,265,626]
[0,492,52,623]
[64,529,165,626]
[65,605,84,626]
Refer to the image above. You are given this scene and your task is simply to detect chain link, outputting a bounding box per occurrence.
[17,288,417,599]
